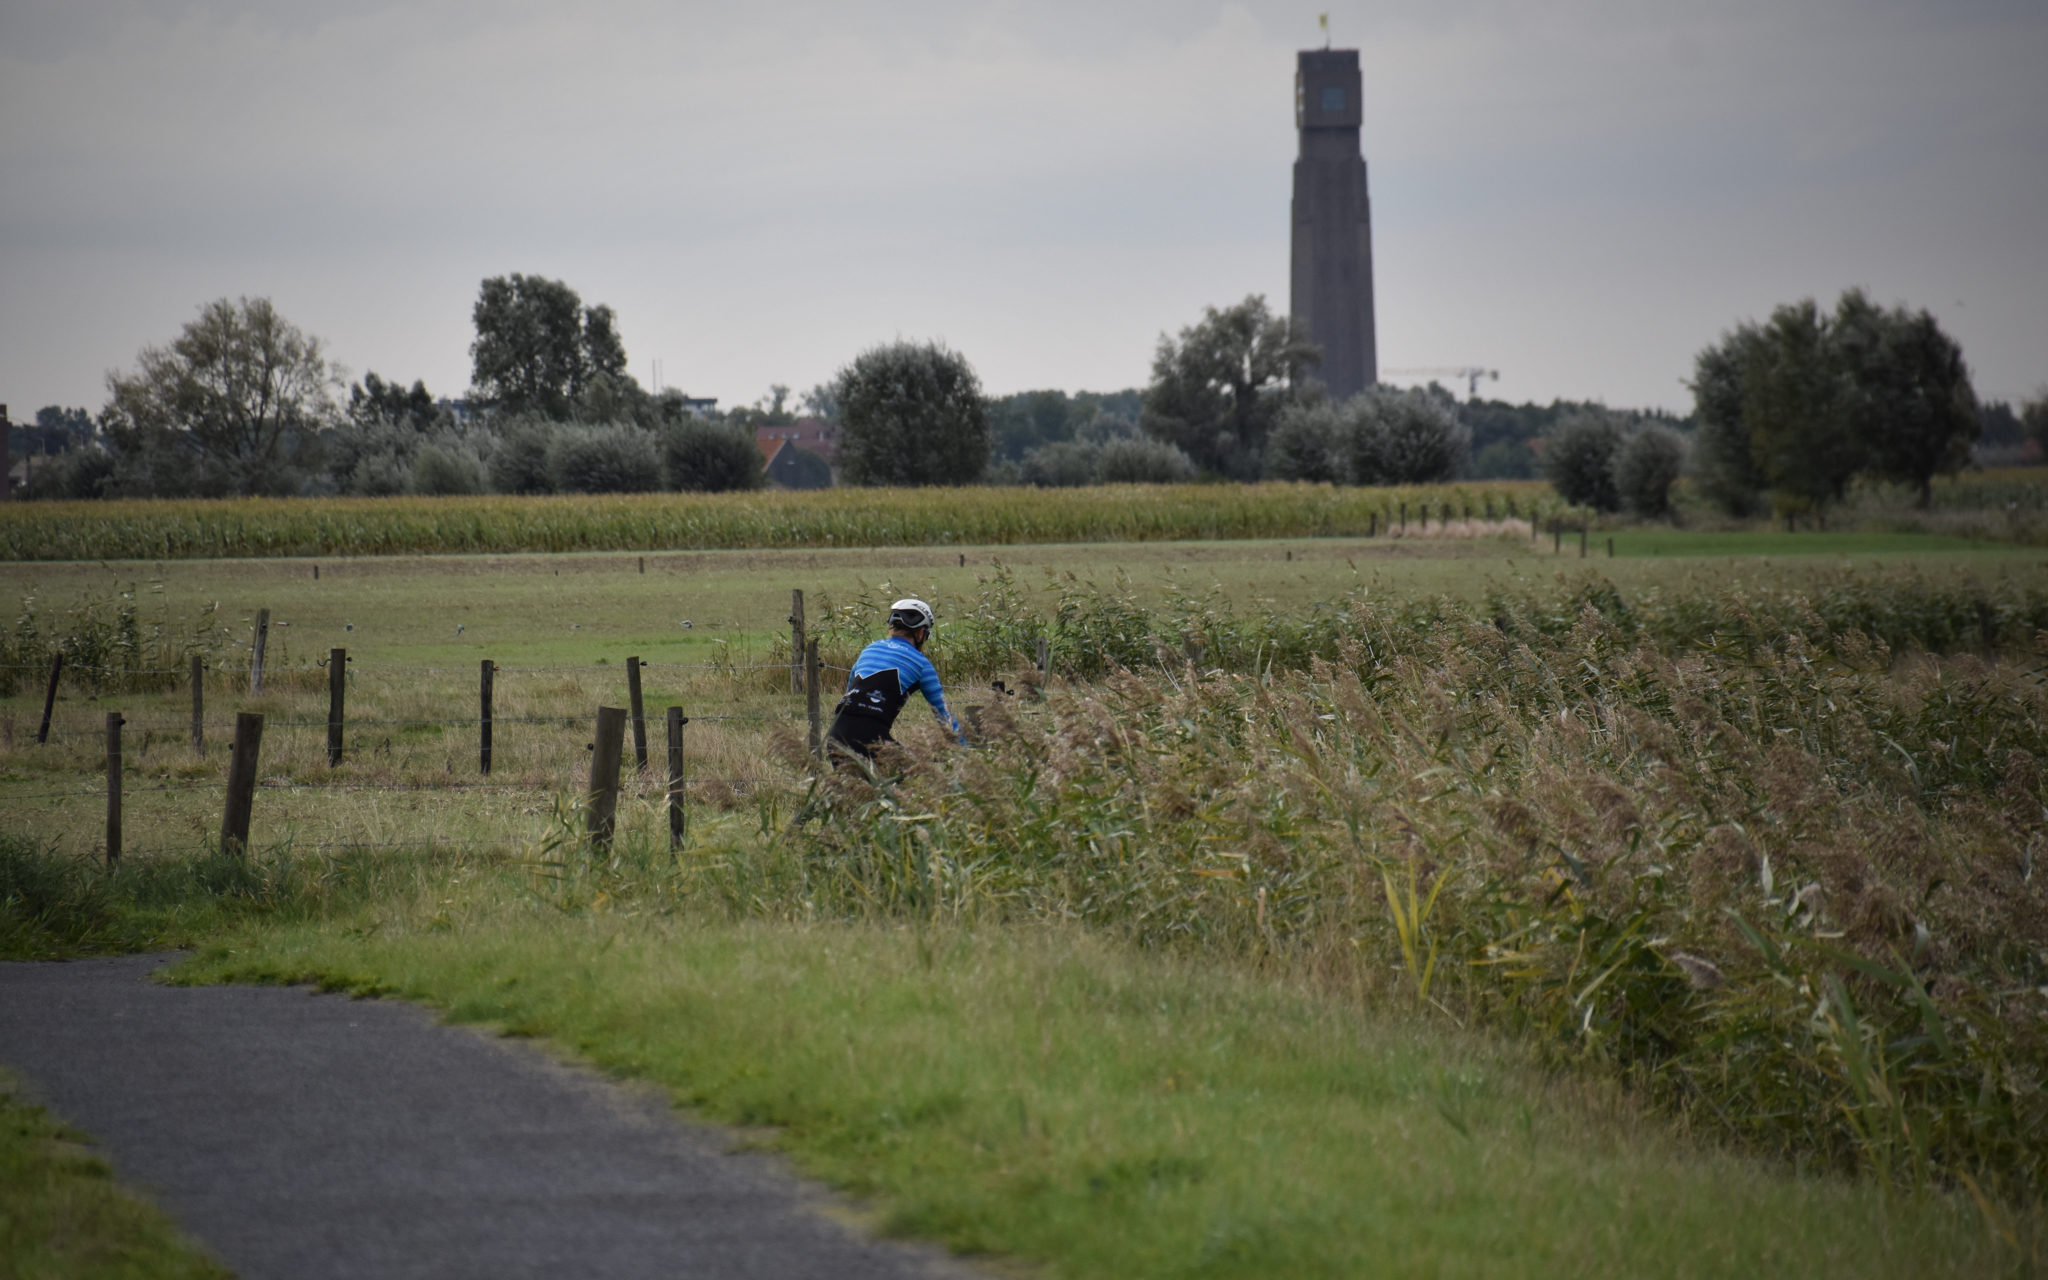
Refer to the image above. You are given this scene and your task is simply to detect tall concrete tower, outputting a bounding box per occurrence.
[1290,48,1377,400]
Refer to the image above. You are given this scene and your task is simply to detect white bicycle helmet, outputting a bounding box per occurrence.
[888,597,935,631]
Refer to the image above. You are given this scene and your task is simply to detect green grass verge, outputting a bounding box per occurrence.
[176,905,2022,1279]
[0,1071,229,1280]
[1609,529,2009,557]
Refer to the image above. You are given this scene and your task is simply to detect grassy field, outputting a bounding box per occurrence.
[5,530,2042,865]
[5,526,2047,1276]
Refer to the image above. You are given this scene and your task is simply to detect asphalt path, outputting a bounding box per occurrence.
[0,953,981,1279]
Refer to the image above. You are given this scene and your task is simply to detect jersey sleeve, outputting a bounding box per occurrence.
[912,655,963,737]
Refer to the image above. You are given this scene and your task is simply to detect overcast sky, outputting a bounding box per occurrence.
[3,0,2043,419]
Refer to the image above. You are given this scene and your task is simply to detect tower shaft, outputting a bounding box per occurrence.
[1290,49,1377,400]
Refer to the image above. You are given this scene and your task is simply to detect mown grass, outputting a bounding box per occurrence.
[0,483,1551,562]
[174,897,2017,1280]
[0,1069,229,1279]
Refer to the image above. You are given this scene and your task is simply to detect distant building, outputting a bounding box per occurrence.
[673,396,719,418]
[757,439,833,490]
[1290,48,1378,400]
[753,417,838,464]
[753,418,837,489]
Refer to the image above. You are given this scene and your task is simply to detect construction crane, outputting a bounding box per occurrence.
[1382,367,1500,398]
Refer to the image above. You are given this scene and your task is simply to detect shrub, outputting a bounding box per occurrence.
[1351,388,1469,485]
[1541,410,1626,511]
[1263,403,1348,482]
[1020,441,1100,487]
[411,441,486,496]
[547,422,662,494]
[660,419,764,493]
[488,419,554,495]
[1097,437,1196,484]
[1612,424,1687,517]
[326,419,416,497]
[18,448,116,501]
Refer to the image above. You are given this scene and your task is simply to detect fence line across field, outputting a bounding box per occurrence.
[13,583,1027,865]
[0,660,808,677]
[35,638,839,867]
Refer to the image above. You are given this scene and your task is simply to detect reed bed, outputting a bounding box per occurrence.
[749,575,2048,1201]
[0,483,1545,562]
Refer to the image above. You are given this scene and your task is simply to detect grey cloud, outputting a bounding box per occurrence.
[2,0,2043,414]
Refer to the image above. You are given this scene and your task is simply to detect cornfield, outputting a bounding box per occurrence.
[0,483,1547,562]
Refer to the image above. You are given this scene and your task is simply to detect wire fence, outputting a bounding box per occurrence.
[3,592,908,863]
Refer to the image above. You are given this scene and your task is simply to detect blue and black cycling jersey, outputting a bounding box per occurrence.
[827,636,960,756]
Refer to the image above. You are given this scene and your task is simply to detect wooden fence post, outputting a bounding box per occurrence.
[250,608,270,695]
[627,656,648,771]
[805,639,823,760]
[1399,502,1407,534]
[789,589,806,695]
[105,712,124,867]
[36,653,62,745]
[1368,511,1377,537]
[1553,521,1562,554]
[190,655,204,756]
[479,659,494,775]
[588,706,626,849]
[638,555,645,574]
[1035,635,1050,677]
[1580,523,1589,558]
[327,648,346,767]
[1607,537,1615,559]
[220,712,265,857]
[666,705,687,850]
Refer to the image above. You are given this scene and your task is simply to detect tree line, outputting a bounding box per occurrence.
[12,277,2036,504]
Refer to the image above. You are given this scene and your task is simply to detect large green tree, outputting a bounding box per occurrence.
[1688,326,1771,516]
[1141,295,1320,480]
[1743,298,1861,514]
[1833,289,1977,507]
[833,340,991,486]
[101,296,336,496]
[1689,291,1978,516]
[470,274,632,419]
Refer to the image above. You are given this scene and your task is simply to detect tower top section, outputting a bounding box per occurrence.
[1295,49,1361,132]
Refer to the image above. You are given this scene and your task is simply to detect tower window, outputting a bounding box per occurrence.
[1321,86,1345,112]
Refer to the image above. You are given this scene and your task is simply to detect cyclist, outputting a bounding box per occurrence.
[826,597,962,761]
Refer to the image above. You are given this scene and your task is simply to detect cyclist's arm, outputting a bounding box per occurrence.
[911,659,964,739]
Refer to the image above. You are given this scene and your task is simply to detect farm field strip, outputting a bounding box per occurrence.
[0,483,1554,562]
